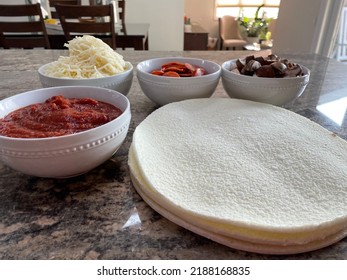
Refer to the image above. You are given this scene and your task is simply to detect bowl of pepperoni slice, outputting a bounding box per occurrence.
[136,57,221,106]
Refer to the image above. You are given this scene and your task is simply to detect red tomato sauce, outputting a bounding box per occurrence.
[0,95,123,138]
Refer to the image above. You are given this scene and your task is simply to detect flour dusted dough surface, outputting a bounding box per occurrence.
[130,99,347,243]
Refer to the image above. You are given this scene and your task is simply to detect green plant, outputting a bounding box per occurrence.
[184,16,191,25]
[237,4,268,38]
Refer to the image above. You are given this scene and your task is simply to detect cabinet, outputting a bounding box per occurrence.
[184,25,208,50]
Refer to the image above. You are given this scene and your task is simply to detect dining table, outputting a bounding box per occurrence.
[45,22,150,50]
[0,49,346,260]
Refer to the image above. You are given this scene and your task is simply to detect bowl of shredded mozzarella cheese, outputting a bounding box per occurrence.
[38,35,133,95]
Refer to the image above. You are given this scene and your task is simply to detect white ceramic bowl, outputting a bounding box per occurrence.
[0,86,131,178]
[136,57,221,106]
[221,59,310,106]
[38,61,133,95]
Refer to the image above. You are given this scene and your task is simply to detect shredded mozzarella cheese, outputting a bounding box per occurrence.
[45,35,127,79]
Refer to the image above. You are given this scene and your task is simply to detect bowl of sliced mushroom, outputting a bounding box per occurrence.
[221,54,310,106]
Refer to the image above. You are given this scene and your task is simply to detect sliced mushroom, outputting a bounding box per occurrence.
[256,65,276,78]
[271,62,287,77]
[245,55,256,64]
[285,63,303,77]
[236,58,245,73]
[243,60,261,75]
[233,54,305,78]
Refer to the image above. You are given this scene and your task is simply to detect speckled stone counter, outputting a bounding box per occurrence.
[0,50,346,260]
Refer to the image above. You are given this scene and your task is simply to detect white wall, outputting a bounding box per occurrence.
[273,0,344,56]
[185,0,218,39]
[126,0,184,51]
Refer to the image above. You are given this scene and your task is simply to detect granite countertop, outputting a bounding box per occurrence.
[0,50,346,260]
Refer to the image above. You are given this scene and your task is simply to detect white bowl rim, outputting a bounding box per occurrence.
[38,61,133,81]
[222,59,310,80]
[0,86,131,142]
[136,56,222,80]
[137,74,220,85]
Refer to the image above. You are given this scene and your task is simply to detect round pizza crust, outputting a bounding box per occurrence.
[130,166,347,254]
[129,98,347,252]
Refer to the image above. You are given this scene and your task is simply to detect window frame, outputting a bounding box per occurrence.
[214,0,280,20]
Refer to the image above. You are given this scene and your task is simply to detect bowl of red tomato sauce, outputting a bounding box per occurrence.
[0,86,131,178]
[136,57,221,106]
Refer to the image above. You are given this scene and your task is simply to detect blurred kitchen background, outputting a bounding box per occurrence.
[1,0,346,62]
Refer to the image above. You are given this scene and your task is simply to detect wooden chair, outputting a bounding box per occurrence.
[0,3,51,49]
[88,1,126,34]
[219,16,247,50]
[55,3,116,49]
[49,0,81,19]
[116,0,126,34]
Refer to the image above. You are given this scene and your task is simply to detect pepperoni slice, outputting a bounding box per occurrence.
[151,62,207,77]
[162,71,181,77]
[151,70,164,76]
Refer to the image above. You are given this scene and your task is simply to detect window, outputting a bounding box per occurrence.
[215,0,281,19]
